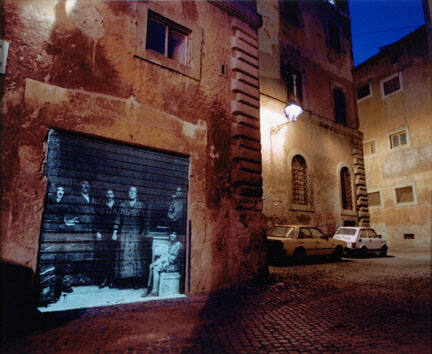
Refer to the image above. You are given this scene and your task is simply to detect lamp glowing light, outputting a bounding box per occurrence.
[284,99,303,122]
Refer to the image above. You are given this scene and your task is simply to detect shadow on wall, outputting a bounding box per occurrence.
[0,261,83,344]
[45,0,127,97]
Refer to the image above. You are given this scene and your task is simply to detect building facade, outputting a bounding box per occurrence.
[258,0,369,233]
[1,0,266,310]
[353,20,432,247]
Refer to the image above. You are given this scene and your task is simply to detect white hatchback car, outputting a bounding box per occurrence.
[333,227,388,257]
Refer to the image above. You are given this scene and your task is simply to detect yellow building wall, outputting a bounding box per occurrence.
[356,28,432,247]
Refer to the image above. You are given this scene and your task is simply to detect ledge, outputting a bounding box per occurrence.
[208,0,263,29]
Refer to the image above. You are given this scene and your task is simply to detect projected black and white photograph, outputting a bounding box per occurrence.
[37,130,189,310]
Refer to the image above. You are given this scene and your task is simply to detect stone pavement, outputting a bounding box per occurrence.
[2,253,431,353]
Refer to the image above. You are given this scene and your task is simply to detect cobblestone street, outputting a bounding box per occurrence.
[2,247,431,353]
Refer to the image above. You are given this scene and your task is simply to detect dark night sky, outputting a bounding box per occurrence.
[349,0,426,65]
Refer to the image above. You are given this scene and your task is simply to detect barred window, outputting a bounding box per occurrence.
[292,155,308,205]
[363,140,376,156]
[340,167,353,210]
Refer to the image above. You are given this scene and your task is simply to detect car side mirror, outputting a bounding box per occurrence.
[378,234,382,238]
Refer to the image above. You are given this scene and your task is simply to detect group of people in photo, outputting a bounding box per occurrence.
[41,179,185,303]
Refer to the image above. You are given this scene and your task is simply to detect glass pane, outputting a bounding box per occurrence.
[335,228,357,235]
[267,226,293,237]
[299,228,312,239]
[383,76,400,95]
[392,135,399,148]
[146,17,166,55]
[400,132,407,145]
[168,30,187,64]
[310,228,325,238]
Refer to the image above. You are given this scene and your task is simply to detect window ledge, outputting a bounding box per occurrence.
[394,201,417,207]
[291,204,314,213]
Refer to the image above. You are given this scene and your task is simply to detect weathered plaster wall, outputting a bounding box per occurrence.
[258,0,365,233]
[1,0,266,293]
[355,28,432,247]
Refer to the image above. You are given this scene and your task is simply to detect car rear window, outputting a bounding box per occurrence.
[335,228,357,236]
[267,226,294,238]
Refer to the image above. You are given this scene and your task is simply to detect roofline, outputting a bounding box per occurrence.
[354,24,426,71]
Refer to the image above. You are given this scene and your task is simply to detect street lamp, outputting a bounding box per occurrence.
[283,73,303,122]
[284,99,303,122]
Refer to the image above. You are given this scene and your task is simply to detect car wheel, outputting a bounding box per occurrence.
[293,248,306,263]
[333,246,343,261]
[360,247,368,258]
[380,246,388,257]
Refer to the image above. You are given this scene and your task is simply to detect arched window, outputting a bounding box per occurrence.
[340,167,353,210]
[292,155,307,205]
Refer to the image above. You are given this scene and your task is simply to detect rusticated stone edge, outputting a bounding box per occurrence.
[352,136,370,226]
[230,17,262,212]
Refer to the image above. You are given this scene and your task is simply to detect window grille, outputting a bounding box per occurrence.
[340,167,353,210]
[292,155,307,205]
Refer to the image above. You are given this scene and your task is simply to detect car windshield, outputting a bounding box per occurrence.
[267,226,294,238]
[335,228,357,236]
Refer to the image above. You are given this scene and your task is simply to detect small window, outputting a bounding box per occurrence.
[284,66,303,105]
[404,234,415,240]
[310,228,326,239]
[367,229,378,238]
[390,130,408,149]
[268,226,294,238]
[363,140,376,156]
[395,186,414,204]
[335,227,356,235]
[357,82,371,101]
[280,0,300,27]
[340,167,353,210]
[146,11,189,65]
[333,88,347,125]
[328,20,342,51]
[368,191,381,207]
[298,228,313,239]
[292,155,308,205]
[381,73,402,97]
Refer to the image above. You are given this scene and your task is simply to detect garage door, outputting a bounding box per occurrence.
[37,130,189,310]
